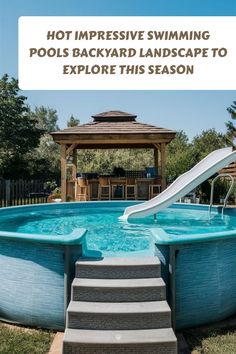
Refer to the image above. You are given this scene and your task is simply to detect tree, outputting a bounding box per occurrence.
[77,149,153,174]
[30,106,61,179]
[227,101,236,118]
[67,115,80,127]
[167,130,189,155]
[26,135,61,179]
[166,131,194,183]
[225,101,236,145]
[166,129,227,197]
[32,106,59,133]
[192,128,227,161]
[191,129,228,202]
[0,74,43,178]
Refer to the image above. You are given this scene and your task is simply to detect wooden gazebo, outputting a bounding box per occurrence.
[51,111,176,201]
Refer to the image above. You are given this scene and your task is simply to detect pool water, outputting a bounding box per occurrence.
[1,204,236,256]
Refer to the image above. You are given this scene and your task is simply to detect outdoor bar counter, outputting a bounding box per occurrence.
[67,175,162,201]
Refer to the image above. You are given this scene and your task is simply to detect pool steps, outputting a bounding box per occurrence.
[75,256,161,279]
[63,328,177,354]
[71,277,166,302]
[63,256,177,354]
[67,300,171,330]
[64,328,177,354]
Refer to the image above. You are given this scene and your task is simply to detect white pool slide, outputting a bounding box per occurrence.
[120,147,236,220]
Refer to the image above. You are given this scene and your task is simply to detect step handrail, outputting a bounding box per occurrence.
[209,173,234,218]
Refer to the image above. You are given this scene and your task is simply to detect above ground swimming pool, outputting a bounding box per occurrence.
[1,201,236,256]
[1,201,236,330]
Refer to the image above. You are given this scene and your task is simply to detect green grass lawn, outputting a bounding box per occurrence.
[2,320,236,354]
[0,323,54,354]
[184,325,236,354]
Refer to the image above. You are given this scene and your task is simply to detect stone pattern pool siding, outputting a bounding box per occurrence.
[0,227,85,330]
[154,207,236,329]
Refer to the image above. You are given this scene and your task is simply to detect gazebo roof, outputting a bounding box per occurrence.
[51,110,176,148]
[92,110,137,121]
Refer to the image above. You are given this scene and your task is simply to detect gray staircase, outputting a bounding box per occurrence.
[63,257,177,354]
[72,277,166,302]
[75,257,161,279]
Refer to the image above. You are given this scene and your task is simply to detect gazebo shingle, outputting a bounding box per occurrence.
[51,110,175,136]
[52,121,175,135]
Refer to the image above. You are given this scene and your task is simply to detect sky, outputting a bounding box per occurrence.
[1,0,236,139]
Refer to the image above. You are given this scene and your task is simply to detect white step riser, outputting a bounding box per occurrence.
[72,285,166,302]
[76,265,160,279]
[67,312,171,330]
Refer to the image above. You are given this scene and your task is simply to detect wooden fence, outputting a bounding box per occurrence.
[0,180,50,207]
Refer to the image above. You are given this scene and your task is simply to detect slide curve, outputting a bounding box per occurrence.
[120,147,236,220]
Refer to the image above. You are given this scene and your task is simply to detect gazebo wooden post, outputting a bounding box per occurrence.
[153,146,159,174]
[160,142,167,191]
[72,148,77,201]
[72,148,77,180]
[61,144,67,202]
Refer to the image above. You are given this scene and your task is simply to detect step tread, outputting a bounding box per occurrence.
[76,257,160,267]
[63,328,177,344]
[72,277,165,288]
[68,300,170,314]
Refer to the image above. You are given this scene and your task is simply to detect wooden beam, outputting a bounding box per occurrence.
[56,141,173,149]
[153,143,161,151]
[57,143,162,149]
[160,142,167,190]
[66,143,78,156]
[61,144,67,202]
[52,132,176,144]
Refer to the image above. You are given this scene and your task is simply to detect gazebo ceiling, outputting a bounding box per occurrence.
[50,110,176,148]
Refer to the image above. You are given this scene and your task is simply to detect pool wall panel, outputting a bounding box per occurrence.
[0,238,82,330]
[168,239,236,329]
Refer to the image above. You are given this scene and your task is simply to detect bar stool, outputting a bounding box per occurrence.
[76,178,89,201]
[149,183,161,199]
[125,178,137,200]
[98,177,111,200]
[110,178,126,199]
[136,179,150,200]
[88,180,99,200]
